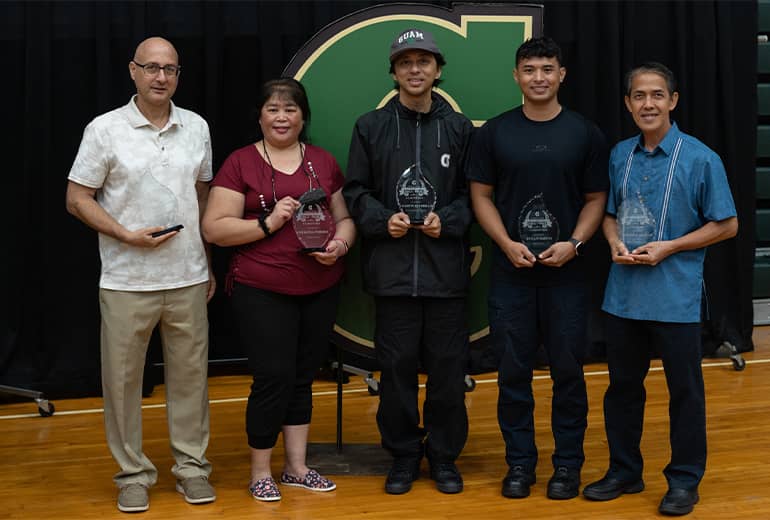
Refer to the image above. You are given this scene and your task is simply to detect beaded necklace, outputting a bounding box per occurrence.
[258,141,320,213]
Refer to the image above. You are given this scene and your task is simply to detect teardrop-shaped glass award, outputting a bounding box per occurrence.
[293,188,335,253]
[617,194,656,251]
[395,164,437,225]
[125,169,180,228]
[517,193,560,255]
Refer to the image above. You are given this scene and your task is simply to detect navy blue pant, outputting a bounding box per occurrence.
[603,314,705,490]
[374,296,469,463]
[231,282,340,449]
[489,280,588,472]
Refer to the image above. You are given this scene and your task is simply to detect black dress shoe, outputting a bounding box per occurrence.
[659,488,699,516]
[501,465,536,498]
[385,458,421,495]
[583,474,645,501]
[547,466,581,500]
[430,462,463,494]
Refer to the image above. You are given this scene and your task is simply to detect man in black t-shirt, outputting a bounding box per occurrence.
[467,37,608,501]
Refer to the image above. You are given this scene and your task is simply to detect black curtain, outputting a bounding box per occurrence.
[0,1,757,397]
[545,1,758,357]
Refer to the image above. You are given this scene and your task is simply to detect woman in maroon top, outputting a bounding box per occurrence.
[202,78,355,502]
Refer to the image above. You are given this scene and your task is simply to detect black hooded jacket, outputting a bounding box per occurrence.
[343,93,473,298]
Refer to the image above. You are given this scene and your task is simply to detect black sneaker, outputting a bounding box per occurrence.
[501,465,536,498]
[430,462,463,494]
[547,466,580,499]
[385,458,421,495]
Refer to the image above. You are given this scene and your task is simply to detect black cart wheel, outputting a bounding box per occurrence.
[38,402,55,417]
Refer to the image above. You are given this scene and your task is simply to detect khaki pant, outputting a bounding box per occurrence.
[99,283,211,487]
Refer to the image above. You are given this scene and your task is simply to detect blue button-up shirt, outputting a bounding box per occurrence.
[602,123,737,323]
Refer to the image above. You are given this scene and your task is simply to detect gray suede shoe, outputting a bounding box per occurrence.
[176,476,216,504]
[117,483,149,513]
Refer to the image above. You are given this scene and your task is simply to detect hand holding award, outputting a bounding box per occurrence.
[518,193,559,256]
[396,163,437,226]
[293,187,335,253]
[617,194,656,252]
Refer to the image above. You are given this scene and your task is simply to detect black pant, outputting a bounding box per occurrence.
[374,296,469,463]
[231,282,340,449]
[490,280,588,471]
[603,313,706,490]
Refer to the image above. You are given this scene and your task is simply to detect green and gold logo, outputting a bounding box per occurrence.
[283,3,543,351]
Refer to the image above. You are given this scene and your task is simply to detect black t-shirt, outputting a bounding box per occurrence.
[467,106,609,286]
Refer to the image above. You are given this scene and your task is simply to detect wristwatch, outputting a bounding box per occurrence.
[568,237,584,256]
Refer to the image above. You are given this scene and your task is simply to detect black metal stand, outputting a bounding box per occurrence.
[0,384,55,416]
[712,341,747,371]
[306,345,390,475]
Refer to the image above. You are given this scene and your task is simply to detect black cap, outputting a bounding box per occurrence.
[389,28,443,62]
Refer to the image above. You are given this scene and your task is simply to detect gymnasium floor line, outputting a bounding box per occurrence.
[1,357,766,421]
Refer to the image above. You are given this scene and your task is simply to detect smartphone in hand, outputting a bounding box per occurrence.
[151,224,184,238]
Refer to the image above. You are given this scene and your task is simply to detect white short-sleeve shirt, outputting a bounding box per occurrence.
[68,96,213,291]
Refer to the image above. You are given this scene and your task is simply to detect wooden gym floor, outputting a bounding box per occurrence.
[1,326,768,519]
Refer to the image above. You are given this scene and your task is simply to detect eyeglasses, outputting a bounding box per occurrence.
[131,60,181,77]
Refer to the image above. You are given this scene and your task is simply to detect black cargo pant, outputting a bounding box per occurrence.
[374,296,469,464]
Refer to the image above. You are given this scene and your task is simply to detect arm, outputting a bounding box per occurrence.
[602,213,636,265]
[65,180,176,247]
[539,190,608,267]
[540,121,609,267]
[427,119,474,239]
[423,183,471,240]
[470,181,536,268]
[342,122,397,239]
[626,216,738,266]
[310,189,357,266]
[195,180,216,302]
[602,145,635,263]
[195,180,211,221]
[201,186,298,247]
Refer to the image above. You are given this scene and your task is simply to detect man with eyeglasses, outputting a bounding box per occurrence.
[66,37,216,513]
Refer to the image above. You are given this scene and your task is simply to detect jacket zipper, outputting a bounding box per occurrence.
[412,113,422,296]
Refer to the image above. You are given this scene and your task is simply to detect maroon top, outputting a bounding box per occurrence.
[212,143,345,295]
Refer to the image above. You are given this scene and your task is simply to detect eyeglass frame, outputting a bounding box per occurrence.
[131,60,182,77]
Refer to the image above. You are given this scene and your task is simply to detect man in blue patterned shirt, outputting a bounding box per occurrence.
[583,62,738,517]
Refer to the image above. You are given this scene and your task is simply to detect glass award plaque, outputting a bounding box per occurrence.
[617,195,656,251]
[293,188,335,253]
[517,193,559,255]
[132,170,179,228]
[396,164,437,225]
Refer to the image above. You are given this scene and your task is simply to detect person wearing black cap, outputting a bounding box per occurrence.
[343,28,474,495]
[467,36,609,500]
